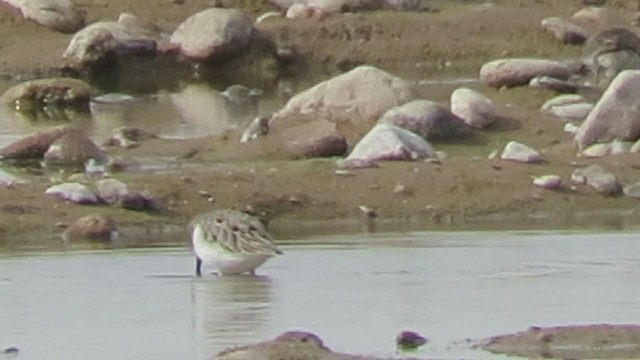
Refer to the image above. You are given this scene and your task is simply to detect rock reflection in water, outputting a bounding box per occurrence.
[191,275,274,359]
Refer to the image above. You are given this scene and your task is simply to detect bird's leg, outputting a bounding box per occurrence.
[195,257,203,277]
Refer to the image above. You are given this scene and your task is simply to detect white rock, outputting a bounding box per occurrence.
[479,58,572,88]
[45,182,99,204]
[346,123,437,162]
[581,143,611,158]
[547,103,594,120]
[500,141,544,163]
[533,175,562,190]
[574,70,640,150]
[541,17,587,44]
[541,94,587,111]
[450,87,496,129]
[4,0,85,33]
[564,123,580,134]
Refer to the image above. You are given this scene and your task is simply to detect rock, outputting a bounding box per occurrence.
[577,164,621,195]
[95,178,157,211]
[117,12,164,38]
[546,102,594,120]
[63,21,157,65]
[541,17,588,44]
[240,116,270,143]
[593,50,640,85]
[574,70,640,150]
[450,87,496,129]
[271,0,417,12]
[0,78,92,106]
[346,123,437,162]
[282,119,347,158]
[0,168,28,187]
[623,181,640,199]
[542,94,588,110]
[573,7,625,26]
[45,182,99,204]
[255,11,282,25]
[610,139,632,155]
[396,331,428,351]
[529,76,580,93]
[63,213,118,242]
[479,58,572,88]
[378,99,473,141]
[581,143,611,158]
[44,128,107,167]
[533,175,562,190]
[583,28,640,84]
[103,126,157,148]
[564,123,580,134]
[0,126,69,160]
[336,158,379,169]
[270,65,416,129]
[169,8,253,61]
[500,141,544,163]
[285,4,328,19]
[3,0,85,33]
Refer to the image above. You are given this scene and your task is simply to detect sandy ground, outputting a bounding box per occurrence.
[1,0,640,245]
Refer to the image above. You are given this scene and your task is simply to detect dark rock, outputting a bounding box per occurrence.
[63,213,118,242]
[282,119,347,158]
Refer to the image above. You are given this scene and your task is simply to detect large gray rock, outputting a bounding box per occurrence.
[271,65,416,128]
[379,99,473,141]
[450,88,496,129]
[574,164,621,195]
[574,70,640,150]
[346,123,437,162]
[541,17,587,44]
[3,0,85,33]
[0,78,92,106]
[479,58,572,88]
[282,119,347,158]
[63,21,157,65]
[45,182,99,204]
[169,8,253,61]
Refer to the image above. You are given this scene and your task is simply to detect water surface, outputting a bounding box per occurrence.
[2,231,640,360]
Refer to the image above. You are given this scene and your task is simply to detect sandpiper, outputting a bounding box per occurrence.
[189,209,282,276]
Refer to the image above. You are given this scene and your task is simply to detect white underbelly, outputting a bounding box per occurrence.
[192,226,272,275]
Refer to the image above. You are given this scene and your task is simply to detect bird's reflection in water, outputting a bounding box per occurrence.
[191,275,275,359]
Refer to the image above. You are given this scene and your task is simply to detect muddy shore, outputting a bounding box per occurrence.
[1,0,640,245]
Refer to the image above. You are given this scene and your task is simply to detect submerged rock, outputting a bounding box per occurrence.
[45,182,99,204]
[379,99,473,141]
[270,65,416,129]
[0,78,92,106]
[44,128,107,167]
[479,58,572,88]
[63,213,118,242]
[346,123,437,162]
[500,141,544,164]
[3,0,85,33]
[169,8,253,61]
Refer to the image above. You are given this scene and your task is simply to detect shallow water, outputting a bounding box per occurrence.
[2,231,640,360]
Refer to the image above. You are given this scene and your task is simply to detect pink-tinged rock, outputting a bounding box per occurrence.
[45,182,99,204]
[450,88,496,129]
[285,4,328,19]
[479,58,572,88]
[63,213,118,242]
[2,0,85,33]
[282,119,347,158]
[533,175,562,190]
[541,17,588,44]
[576,164,621,195]
[169,8,253,61]
[271,0,418,12]
[63,21,157,65]
[44,128,107,167]
[500,141,544,163]
[0,126,69,160]
[271,65,416,127]
[346,123,437,162]
[574,70,640,150]
[541,94,594,120]
[573,6,625,26]
[379,99,473,141]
